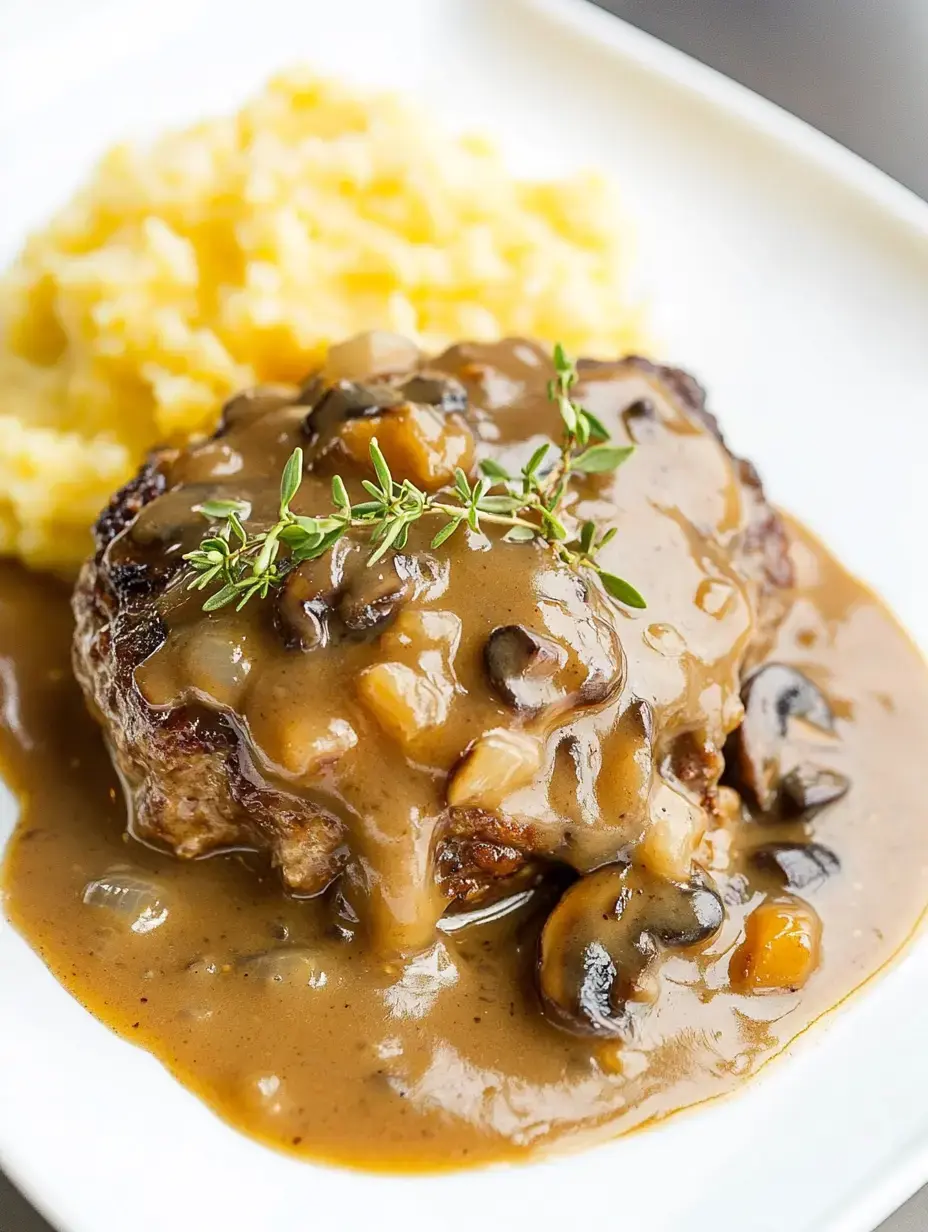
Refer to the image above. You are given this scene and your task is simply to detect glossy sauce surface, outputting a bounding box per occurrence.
[75,340,779,960]
[3,515,928,1169]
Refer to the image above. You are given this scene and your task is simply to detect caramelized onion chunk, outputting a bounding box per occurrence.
[338,404,474,490]
[359,662,451,745]
[358,608,461,747]
[638,779,707,881]
[730,895,822,994]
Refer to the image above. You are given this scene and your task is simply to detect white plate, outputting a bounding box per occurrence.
[2,2,928,1230]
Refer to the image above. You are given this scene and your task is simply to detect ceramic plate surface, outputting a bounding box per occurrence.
[2,2,927,1230]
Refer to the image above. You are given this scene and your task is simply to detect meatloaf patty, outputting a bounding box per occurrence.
[73,333,792,952]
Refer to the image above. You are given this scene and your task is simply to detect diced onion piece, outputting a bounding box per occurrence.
[729,895,822,994]
[380,608,462,662]
[359,608,462,747]
[447,728,543,809]
[323,331,420,381]
[595,1042,651,1079]
[340,405,475,491]
[237,948,327,987]
[82,869,169,934]
[638,780,706,880]
[181,619,254,709]
[358,662,451,746]
[254,713,357,778]
[139,619,254,710]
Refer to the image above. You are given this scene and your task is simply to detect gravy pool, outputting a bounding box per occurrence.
[2,516,927,1170]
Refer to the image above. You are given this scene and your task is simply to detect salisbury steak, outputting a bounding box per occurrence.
[73,334,792,954]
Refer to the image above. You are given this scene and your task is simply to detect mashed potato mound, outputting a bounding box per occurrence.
[0,71,643,571]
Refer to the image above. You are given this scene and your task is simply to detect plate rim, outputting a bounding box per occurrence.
[2,3,927,1231]
[522,0,928,243]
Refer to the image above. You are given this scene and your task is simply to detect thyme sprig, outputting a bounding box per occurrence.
[182,344,646,613]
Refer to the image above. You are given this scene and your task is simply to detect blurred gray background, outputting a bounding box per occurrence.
[1,1,926,1229]
[598,0,928,199]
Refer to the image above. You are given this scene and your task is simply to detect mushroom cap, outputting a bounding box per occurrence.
[749,841,840,893]
[537,863,724,1035]
[728,663,837,811]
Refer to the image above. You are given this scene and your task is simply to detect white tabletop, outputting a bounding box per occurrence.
[1,0,925,1228]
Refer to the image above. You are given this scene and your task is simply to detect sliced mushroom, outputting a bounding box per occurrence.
[274,561,336,651]
[484,625,567,712]
[750,841,840,892]
[530,568,627,712]
[728,664,836,811]
[401,373,468,415]
[219,384,299,433]
[338,556,414,634]
[780,763,850,816]
[302,379,403,441]
[304,370,467,444]
[337,553,441,634]
[748,664,834,736]
[446,729,543,810]
[622,398,657,442]
[624,398,655,420]
[538,864,724,1035]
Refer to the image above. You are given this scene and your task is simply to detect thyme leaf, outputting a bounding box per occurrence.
[182,345,644,611]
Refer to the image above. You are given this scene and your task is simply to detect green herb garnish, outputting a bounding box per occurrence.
[183,344,645,612]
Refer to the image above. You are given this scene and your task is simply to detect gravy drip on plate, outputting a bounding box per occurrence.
[2,526,928,1168]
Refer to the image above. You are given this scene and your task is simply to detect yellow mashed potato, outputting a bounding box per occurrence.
[0,71,643,572]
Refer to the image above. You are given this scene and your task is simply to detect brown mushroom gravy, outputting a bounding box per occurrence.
[2,336,928,1170]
